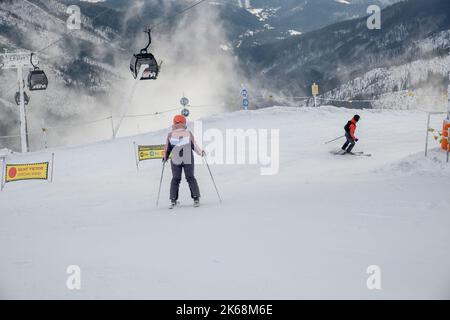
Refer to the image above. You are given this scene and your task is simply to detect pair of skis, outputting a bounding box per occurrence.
[331,150,372,157]
[169,201,200,210]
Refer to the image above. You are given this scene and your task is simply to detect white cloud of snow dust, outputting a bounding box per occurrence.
[109,0,244,137]
[0,0,244,151]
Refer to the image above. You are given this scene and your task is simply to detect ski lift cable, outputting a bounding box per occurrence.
[35,6,115,55]
[43,116,113,130]
[316,97,378,103]
[0,134,22,139]
[124,107,181,118]
[36,0,207,57]
[121,104,221,119]
[147,0,209,31]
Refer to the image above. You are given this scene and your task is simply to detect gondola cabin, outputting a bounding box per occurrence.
[130,52,159,80]
[28,69,48,91]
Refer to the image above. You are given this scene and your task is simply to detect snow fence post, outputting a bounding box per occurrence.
[0,156,5,192]
[312,83,319,108]
[50,153,55,183]
[425,113,431,157]
[110,115,115,139]
[133,141,140,171]
[41,119,48,150]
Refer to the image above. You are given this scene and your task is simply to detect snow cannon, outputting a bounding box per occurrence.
[442,120,450,151]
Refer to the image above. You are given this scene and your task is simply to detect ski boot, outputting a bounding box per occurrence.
[169,200,177,210]
[193,198,200,208]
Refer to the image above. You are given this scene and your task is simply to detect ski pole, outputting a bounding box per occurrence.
[324,135,345,144]
[202,156,222,204]
[156,161,166,207]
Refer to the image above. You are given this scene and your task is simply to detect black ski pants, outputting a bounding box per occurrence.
[342,132,356,152]
[170,161,200,201]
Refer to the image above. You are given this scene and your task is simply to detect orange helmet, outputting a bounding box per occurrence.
[173,115,186,125]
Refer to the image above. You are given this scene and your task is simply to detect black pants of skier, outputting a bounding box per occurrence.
[342,133,356,152]
[170,161,200,201]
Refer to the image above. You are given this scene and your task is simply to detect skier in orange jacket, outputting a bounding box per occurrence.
[341,115,360,153]
[163,115,205,209]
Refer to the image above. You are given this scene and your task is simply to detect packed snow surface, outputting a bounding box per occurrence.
[1,106,449,299]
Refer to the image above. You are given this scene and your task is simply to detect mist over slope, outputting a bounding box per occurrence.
[0,0,242,151]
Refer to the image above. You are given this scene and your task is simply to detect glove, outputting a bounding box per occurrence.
[355,138,359,142]
[162,157,167,163]
[201,150,207,157]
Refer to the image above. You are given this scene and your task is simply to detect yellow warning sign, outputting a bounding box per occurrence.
[312,83,319,96]
[5,162,49,183]
[138,145,165,161]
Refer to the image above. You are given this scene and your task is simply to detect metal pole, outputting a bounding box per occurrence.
[17,67,28,153]
[50,153,55,183]
[133,141,140,171]
[41,119,48,149]
[1,156,6,192]
[425,113,431,157]
[113,64,148,139]
[156,161,166,207]
[325,135,345,145]
[110,115,115,139]
[203,156,222,204]
[25,104,30,151]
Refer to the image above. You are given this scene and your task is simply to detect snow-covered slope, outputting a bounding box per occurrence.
[323,31,450,111]
[1,106,449,299]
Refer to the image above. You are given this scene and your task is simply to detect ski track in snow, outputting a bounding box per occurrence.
[0,106,449,299]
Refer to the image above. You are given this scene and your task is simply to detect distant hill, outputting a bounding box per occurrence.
[237,0,450,106]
